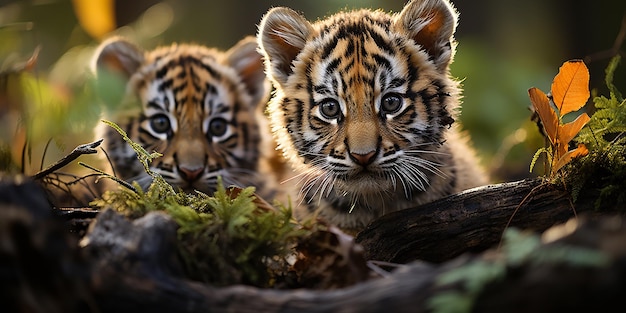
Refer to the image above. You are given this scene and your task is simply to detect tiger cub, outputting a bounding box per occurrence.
[93,36,281,199]
[257,0,488,232]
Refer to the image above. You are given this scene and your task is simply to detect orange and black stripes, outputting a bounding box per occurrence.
[95,36,275,198]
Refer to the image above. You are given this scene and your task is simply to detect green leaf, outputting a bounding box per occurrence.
[501,228,541,265]
[428,292,473,313]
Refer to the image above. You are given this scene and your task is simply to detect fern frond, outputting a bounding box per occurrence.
[605,55,623,102]
[530,147,551,174]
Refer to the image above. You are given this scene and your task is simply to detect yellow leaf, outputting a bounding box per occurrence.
[551,60,590,116]
[72,0,116,40]
[558,113,590,148]
[529,87,558,145]
[552,143,588,174]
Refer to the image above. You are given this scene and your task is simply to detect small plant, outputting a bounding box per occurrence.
[527,56,626,207]
[564,56,626,206]
[528,60,591,178]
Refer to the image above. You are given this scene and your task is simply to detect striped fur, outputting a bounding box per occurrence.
[258,0,488,232]
[93,36,281,199]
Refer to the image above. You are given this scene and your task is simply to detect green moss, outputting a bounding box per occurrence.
[90,121,306,287]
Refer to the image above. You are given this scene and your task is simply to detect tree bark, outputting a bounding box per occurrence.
[356,178,622,263]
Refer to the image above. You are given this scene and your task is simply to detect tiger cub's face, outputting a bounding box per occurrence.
[258,0,459,200]
[94,37,269,194]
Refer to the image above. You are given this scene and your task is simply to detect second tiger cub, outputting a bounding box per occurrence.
[93,36,284,201]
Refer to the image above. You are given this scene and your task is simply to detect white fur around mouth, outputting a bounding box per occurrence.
[334,172,393,194]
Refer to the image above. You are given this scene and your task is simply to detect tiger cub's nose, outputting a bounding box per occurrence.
[349,151,376,166]
[179,166,204,182]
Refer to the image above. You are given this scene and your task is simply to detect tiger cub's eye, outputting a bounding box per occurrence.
[380,93,403,114]
[319,99,341,120]
[150,114,171,133]
[209,117,228,137]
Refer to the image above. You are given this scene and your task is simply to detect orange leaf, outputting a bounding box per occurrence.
[552,143,588,174]
[551,60,590,116]
[72,0,116,40]
[558,113,590,149]
[529,87,558,145]
[556,139,568,164]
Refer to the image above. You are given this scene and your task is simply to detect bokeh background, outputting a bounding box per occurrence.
[0,0,624,184]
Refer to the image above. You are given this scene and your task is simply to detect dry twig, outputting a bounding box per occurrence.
[32,139,103,180]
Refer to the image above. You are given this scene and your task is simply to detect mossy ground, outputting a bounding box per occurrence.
[90,121,308,287]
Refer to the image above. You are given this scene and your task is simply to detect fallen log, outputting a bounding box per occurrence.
[55,178,621,265]
[356,178,623,263]
[3,176,626,312]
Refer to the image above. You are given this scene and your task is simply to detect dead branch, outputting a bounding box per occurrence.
[32,139,104,180]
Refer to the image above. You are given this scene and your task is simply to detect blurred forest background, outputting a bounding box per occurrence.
[0,0,624,185]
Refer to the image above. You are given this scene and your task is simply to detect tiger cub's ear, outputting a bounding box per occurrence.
[225,36,269,107]
[393,0,458,71]
[93,37,145,80]
[257,7,313,86]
